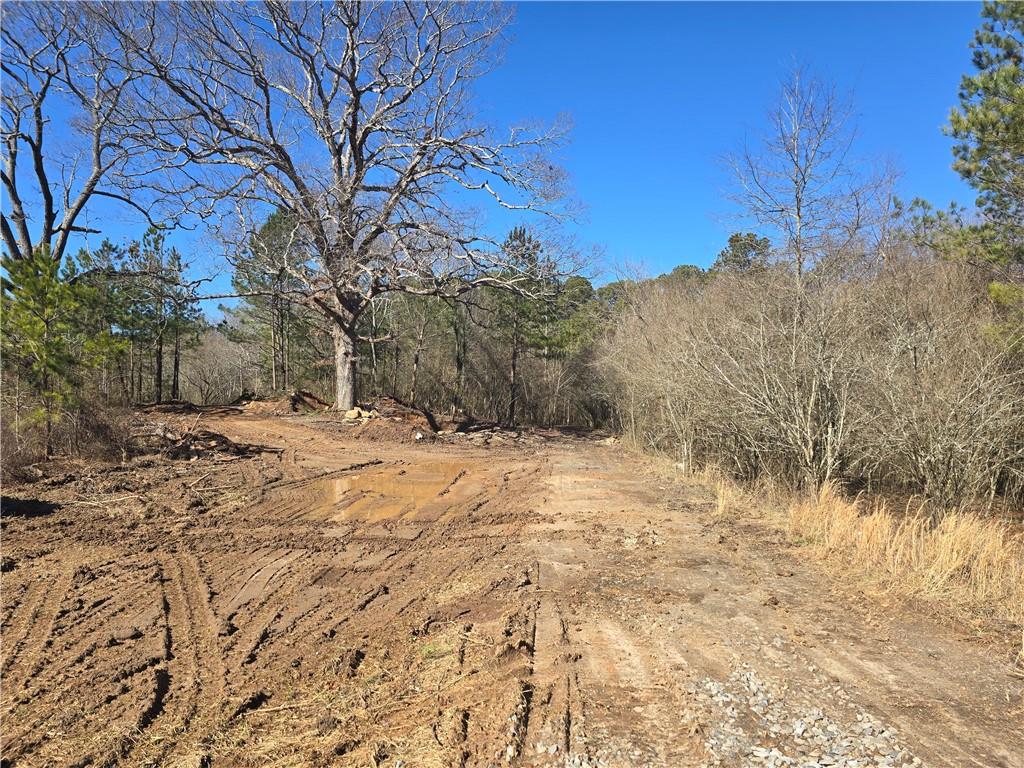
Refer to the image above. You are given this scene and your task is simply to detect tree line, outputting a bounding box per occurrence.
[602,2,1023,508]
[2,1,1022,510]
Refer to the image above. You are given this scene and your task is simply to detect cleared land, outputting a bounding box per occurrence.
[1,408,1021,767]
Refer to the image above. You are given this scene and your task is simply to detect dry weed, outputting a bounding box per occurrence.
[788,484,1024,638]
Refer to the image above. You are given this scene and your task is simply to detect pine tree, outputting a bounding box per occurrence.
[712,233,771,273]
[496,227,546,426]
[947,1,1024,263]
[122,229,201,403]
[1,248,111,455]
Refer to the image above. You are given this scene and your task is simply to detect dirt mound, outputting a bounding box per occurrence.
[237,390,332,416]
[130,413,282,461]
[351,416,436,443]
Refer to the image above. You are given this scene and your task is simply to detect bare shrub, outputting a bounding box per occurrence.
[851,258,1024,507]
[1,419,43,483]
[57,400,135,463]
[602,265,866,490]
[600,252,1024,508]
[180,330,267,406]
[0,392,134,478]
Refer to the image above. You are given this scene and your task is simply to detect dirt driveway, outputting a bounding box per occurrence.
[1,411,1021,767]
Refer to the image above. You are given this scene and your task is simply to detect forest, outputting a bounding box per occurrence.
[3,2,1022,512]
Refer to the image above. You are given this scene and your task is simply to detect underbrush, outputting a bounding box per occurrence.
[681,462,1024,660]
[1,399,135,483]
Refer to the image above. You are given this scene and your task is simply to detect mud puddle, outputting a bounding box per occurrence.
[289,461,479,522]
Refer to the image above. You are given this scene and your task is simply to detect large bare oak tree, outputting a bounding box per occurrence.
[98,0,569,410]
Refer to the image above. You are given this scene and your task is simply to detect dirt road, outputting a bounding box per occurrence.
[1,411,1021,767]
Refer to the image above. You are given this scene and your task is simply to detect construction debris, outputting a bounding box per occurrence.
[131,415,281,460]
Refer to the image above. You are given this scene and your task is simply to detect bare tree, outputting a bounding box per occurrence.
[0,2,185,264]
[98,1,570,410]
[708,69,895,488]
[728,68,884,284]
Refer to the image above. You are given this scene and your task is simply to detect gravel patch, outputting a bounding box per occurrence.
[690,665,920,768]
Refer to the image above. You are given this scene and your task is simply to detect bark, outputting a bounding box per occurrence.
[154,333,163,404]
[507,315,520,427]
[171,326,181,401]
[332,322,356,411]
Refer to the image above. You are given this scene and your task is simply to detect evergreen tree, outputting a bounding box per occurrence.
[123,229,201,403]
[712,233,771,273]
[495,227,546,426]
[225,211,327,395]
[1,248,117,455]
[947,1,1024,263]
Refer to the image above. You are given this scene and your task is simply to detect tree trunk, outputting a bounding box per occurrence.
[42,368,53,459]
[128,339,136,404]
[117,356,130,404]
[452,312,465,417]
[507,320,520,427]
[409,321,425,406]
[270,301,278,391]
[171,326,181,401]
[391,342,400,396]
[282,304,290,391]
[154,333,164,404]
[332,322,356,411]
[410,346,421,405]
[136,349,144,403]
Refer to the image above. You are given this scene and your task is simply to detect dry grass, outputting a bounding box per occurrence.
[787,484,1024,655]
[692,463,782,521]
[689,464,744,518]
[656,454,1024,659]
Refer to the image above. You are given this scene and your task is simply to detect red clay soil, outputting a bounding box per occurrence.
[1,410,1020,767]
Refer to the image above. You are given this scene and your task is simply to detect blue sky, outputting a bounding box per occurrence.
[12,1,984,311]
[473,1,982,279]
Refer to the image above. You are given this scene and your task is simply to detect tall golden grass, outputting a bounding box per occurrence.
[787,484,1024,645]
[669,459,1024,657]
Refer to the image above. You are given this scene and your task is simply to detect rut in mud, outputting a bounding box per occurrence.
[1,419,549,767]
[1,411,1021,768]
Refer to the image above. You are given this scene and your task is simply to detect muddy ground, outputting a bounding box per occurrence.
[1,408,1021,768]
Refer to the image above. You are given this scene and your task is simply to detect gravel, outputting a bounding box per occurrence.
[689,665,919,767]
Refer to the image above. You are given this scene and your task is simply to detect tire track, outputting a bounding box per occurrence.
[135,551,229,767]
[104,562,176,766]
[0,562,74,697]
[0,577,48,678]
[223,554,307,672]
[0,414,552,766]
